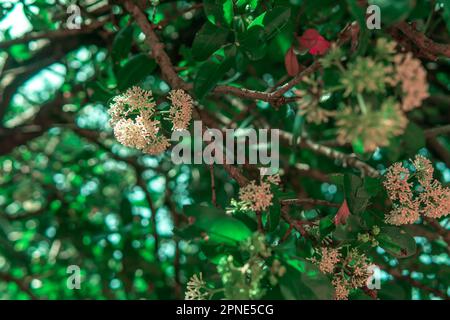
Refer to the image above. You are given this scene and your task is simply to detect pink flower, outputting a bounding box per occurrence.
[383,155,450,225]
[394,53,429,111]
[419,181,450,219]
[383,163,413,204]
[332,276,350,300]
[239,180,273,212]
[168,89,193,131]
[385,202,420,226]
[318,247,341,274]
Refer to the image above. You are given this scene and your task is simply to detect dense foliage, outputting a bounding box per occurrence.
[0,0,449,300]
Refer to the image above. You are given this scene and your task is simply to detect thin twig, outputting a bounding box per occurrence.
[388,268,449,300]
[0,21,106,49]
[281,198,340,208]
[426,136,450,168]
[209,164,217,207]
[393,21,450,60]
[425,124,450,138]
[280,224,294,243]
[280,131,380,178]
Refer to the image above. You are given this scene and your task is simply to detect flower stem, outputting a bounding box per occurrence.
[356,94,368,115]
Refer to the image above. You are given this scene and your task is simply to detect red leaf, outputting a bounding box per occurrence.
[350,23,360,52]
[334,199,350,225]
[284,47,299,77]
[309,36,330,55]
[298,29,320,51]
[297,29,331,56]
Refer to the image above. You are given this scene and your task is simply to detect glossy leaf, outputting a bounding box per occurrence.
[249,7,291,40]
[377,226,417,258]
[117,54,157,90]
[194,50,235,99]
[368,0,415,25]
[204,0,234,27]
[184,204,252,245]
[192,22,230,61]
[112,25,134,63]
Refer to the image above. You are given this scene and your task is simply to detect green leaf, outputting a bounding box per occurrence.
[9,44,32,61]
[289,111,303,164]
[86,81,114,103]
[183,204,252,246]
[248,12,266,29]
[345,0,370,56]
[236,0,259,10]
[274,236,298,256]
[237,27,267,60]
[402,122,426,156]
[364,176,382,197]
[344,174,370,215]
[333,215,364,241]
[377,226,417,258]
[352,137,365,156]
[330,173,344,186]
[249,6,291,40]
[203,0,234,27]
[112,25,134,63]
[117,54,157,90]
[279,260,334,299]
[192,22,230,61]
[319,215,335,237]
[441,1,450,33]
[378,282,409,300]
[120,196,133,224]
[23,5,51,30]
[368,0,415,25]
[268,198,280,231]
[346,0,366,27]
[194,50,235,99]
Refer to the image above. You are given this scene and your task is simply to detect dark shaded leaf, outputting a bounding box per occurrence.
[112,25,134,63]
[192,22,229,61]
[194,51,235,99]
[117,54,157,90]
[377,226,417,258]
[183,204,252,245]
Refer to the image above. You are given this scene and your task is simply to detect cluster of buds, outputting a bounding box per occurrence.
[185,273,209,300]
[108,86,193,155]
[394,53,429,111]
[238,174,281,212]
[310,247,372,300]
[313,38,429,153]
[383,155,450,225]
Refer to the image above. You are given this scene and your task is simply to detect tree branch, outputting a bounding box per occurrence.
[0,21,105,49]
[426,136,450,168]
[123,0,188,90]
[279,131,380,178]
[425,124,450,138]
[393,22,450,60]
[123,0,337,108]
[424,217,450,248]
[281,198,340,208]
[388,268,449,300]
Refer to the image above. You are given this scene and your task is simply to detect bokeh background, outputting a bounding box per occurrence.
[0,0,449,300]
